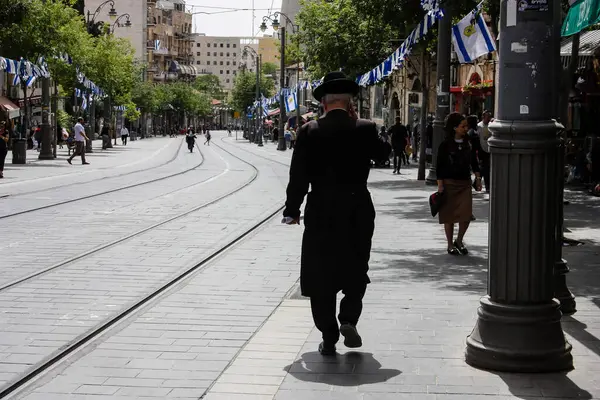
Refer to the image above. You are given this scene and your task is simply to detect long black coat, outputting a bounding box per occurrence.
[283,109,384,297]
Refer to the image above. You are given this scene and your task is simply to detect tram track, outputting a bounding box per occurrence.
[0,138,185,197]
[0,137,284,399]
[0,139,258,293]
[0,139,206,220]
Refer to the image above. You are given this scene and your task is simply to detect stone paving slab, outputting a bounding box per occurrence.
[0,134,291,392]
[0,137,182,196]
[201,139,600,399]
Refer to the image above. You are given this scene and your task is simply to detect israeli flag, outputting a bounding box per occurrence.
[452,7,496,63]
[81,94,88,111]
[154,40,161,51]
[285,93,297,113]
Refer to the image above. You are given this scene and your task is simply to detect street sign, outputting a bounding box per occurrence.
[234,111,240,118]
[562,0,600,36]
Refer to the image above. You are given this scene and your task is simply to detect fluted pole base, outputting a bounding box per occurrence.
[555,260,576,316]
[466,296,573,372]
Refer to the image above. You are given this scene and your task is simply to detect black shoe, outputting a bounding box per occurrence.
[454,241,468,255]
[82,162,90,165]
[471,214,476,221]
[67,159,72,165]
[340,324,362,348]
[447,247,461,255]
[318,342,336,356]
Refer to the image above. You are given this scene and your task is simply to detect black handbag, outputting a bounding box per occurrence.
[429,191,446,217]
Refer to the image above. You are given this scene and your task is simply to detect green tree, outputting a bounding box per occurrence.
[231,71,275,112]
[193,74,224,100]
[131,81,161,115]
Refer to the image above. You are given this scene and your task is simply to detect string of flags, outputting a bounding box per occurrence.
[0,54,106,98]
[355,0,496,87]
[356,8,443,87]
[247,78,323,117]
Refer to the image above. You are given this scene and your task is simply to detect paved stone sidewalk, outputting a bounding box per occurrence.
[0,137,181,194]
[202,140,600,399]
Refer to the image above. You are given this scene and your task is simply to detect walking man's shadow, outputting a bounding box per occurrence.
[284,351,401,387]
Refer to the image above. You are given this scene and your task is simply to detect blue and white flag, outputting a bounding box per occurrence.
[154,40,161,51]
[81,94,88,111]
[285,93,297,113]
[452,5,496,63]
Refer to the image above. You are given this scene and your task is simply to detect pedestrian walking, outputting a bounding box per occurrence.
[67,117,90,165]
[389,117,409,174]
[0,121,9,179]
[436,112,482,255]
[477,110,492,192]
[101,124,110,150]
[204,130,211,146]
[120,125,129,145]
[283,71,385,356]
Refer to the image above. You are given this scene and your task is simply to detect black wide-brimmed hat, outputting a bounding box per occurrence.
[313,71,359,102]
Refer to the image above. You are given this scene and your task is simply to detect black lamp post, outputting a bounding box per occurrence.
[86,0,118,35]
[243,46,262,146]
[261,12,300,152]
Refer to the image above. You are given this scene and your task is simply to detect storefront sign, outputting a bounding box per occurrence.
[562,0,600,36]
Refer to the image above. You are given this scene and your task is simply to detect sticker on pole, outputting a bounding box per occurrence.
[520,105,529,114]
[518,0,548,11]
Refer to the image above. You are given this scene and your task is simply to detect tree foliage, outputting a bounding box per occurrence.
[193,74,224,100]
[231,71,275,112]
[131,81,212,118]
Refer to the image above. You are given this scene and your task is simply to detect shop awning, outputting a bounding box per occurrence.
[562,0,600,37]
[188,65,200,76]
[0,96,20,119]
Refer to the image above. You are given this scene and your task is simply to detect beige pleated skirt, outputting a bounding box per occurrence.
[438,179,473,224]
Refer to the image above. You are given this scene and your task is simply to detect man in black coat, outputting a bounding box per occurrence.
[283,71,384,356]
[389,117,409,174]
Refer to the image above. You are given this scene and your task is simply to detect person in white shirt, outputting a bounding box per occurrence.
[120,125,129,145]
[476,110,492,192]
[68,117,90,165]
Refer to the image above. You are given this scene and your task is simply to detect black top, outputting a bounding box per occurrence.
[389,123,409,150]
[283,109,383,219]
[0,128,8,152]
[436,138,480,181]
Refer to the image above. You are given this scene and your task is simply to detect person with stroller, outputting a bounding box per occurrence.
[389,117,409,174]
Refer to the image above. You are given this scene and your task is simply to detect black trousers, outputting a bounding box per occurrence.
[310,282,367,344]
[68,141,86,163]
[393,149,405,171]
[479,151,490,191]
[0,148,6,171]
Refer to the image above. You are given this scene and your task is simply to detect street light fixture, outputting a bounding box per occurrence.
[111,14,132,33]
[87,0,118,26]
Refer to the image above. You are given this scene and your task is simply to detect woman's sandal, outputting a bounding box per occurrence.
[447,247,461,255]
[454,241,469,255]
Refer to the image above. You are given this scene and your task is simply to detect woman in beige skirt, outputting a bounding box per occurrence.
[436,112,482,255]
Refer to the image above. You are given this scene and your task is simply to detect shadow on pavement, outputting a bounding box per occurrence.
[562,316,600,359]
[497,371,592,399]
[371,246,488,293]
[285,351,401,386]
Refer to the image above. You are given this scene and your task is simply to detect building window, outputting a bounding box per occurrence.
[220,43,223,47]
[233,71,236,75]
[196,43,201,47]
[213,43,216,47]
[226,70,229,74]
[220,52,223,56]
[226,79,230,83]
[196,61,201,65]
[207,43,210,47]
[196,52,201,56]
[233,44,237,48]
[226,61,230,65]
[233,61,236,66]
[207,52,210,56]
[227,44,230,48]
[233,53,236,57]
[213,61,217,65]
[220,70,223,74]
[226,52,230,57]
[220,61,223,65]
